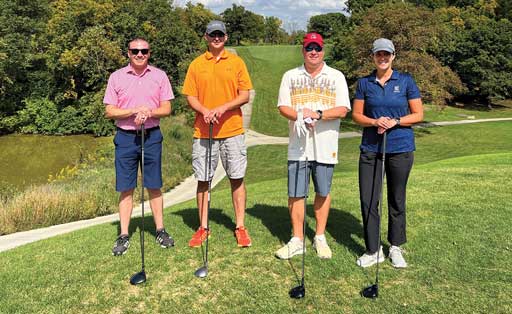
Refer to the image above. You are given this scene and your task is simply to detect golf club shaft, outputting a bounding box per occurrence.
[301,156,308,286]
[140,123,145,271]
[205,122,213,267]
[375,131,387,285]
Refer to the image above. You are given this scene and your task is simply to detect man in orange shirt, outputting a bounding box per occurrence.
[182,20,253,248]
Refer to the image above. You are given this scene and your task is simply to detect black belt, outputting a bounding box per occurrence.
[117,126,159,135]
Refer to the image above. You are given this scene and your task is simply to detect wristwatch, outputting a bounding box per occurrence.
[394,117,401,126]
[316,110,323,120]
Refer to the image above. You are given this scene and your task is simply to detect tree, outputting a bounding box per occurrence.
[222,4,265,45]
[307,13,349,39]
[331,1,466,107]
[434,5,512,103]
[178,2,220,39]
[0,0,50,118]
[1,0,202,135]
[264,16,288,44]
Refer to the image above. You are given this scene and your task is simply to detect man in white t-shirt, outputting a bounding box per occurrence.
[275,32,351,259]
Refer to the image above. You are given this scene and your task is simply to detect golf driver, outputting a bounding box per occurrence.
[194,122,214,278]
[361,131,387,299]
[289,135,309,299]
[130,123,147,285]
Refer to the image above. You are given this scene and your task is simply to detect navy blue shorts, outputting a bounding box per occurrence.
[114,127,163,192]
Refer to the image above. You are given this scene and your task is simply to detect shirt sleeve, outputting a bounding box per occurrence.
[406,74,421,99]
[277,71,291,107]
[237,58,253,90]
[354,78,365,100]
[103,73,118,106]
[159,73,174,101]
[335,72,351,111]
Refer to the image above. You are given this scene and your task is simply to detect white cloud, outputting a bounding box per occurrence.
[175,0,348,32]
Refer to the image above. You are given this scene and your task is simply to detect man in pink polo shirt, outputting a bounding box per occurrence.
[104,38,175,256]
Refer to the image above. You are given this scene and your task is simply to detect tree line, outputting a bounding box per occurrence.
[0,0,295,136]
[0,0,510,136]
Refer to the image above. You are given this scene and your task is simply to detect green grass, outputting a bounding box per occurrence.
[1,122,512,313]
[236,45,303,137]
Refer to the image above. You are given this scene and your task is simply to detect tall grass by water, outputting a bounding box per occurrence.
[0,115,193,235]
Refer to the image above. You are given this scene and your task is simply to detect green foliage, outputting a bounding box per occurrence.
[433,5,512,103]
[222,4,265,45]
[0,0,202,136]
[263,16,289,44]
[177,2,220,39]
[307,13,350,39]
[0,0,50,116]
[331,1,466,107]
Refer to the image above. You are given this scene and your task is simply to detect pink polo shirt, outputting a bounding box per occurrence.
[103,64,174,130]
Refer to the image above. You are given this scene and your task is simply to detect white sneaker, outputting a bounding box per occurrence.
[313,236,332,259]
[356,246,385,268]
[275,238,305,259]
[389,246,408,268]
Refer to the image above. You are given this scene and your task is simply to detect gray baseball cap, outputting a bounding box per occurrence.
[372,38,395,54]
[205,20,226,35]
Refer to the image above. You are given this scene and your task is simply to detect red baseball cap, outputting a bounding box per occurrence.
[303,32,324,48]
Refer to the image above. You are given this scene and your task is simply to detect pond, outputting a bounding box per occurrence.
[0,134,112,189]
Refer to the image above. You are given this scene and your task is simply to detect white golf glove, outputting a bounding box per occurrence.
[294,110,308,138]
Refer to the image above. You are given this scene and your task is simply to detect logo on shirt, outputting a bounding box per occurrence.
[393,85,400,93]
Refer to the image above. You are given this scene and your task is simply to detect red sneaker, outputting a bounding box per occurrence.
[188,227,210,247]
[234,226,252,247]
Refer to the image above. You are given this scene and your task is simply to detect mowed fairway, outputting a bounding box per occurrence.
[1,122,511,314]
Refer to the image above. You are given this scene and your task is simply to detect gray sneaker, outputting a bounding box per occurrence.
[112,234,130,256]
[356,246,385,268]
[275,238,305,259]
[389,246,408,268]
[156,229,175,248]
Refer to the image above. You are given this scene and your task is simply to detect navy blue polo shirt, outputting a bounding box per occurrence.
[355,70,421,153]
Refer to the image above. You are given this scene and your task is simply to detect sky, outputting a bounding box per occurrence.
[174,0,349,32]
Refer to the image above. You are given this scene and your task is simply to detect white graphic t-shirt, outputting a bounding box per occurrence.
[277,63,351,164]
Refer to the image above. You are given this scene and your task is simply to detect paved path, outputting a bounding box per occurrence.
[1,115,511,252]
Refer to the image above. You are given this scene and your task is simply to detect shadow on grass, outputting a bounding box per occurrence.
[173,207,237,232]
[111,214,158,238]
[317,207,365,255]
[246,203,293,243]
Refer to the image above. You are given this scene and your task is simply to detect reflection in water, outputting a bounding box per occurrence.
[0,134,111,189]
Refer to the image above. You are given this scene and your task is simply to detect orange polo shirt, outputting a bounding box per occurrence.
[182,49,253,139]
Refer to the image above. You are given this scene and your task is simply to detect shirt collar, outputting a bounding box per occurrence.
[205,49,229,61]
[369,69,399,83]
[125,64,152,76]
[299,62,327,78]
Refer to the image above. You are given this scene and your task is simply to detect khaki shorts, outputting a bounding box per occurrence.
[192,134,247,181]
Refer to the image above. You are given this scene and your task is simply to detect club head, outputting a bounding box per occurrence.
[289,284,305,299]
[130,270,147,285]
[194,266,208,278]
[361,284,378,299]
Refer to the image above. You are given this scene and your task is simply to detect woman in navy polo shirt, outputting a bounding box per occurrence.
[352,38,423,269]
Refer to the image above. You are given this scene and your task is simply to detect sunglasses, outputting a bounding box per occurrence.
[208,32,225,38]
[305,45,323,52]
[129,48,149,55]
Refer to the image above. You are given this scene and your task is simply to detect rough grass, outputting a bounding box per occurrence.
[1,122,511,313]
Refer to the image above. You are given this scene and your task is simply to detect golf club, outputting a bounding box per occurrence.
[194,122,214,278]
[130,123,147,285]
[289,131,309,299]
[361,131,387,299]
